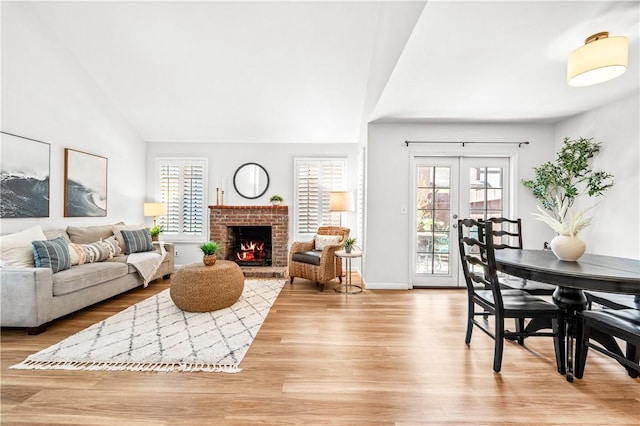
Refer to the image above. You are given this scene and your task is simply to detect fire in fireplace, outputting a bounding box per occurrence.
[228,226,272,266]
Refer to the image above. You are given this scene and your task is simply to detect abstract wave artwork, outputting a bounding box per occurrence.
[0,132,50,218]
[64,148,108,217]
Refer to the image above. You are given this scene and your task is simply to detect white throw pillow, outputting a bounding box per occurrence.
[112,224,146,252]
[0,224,47,267]
[314,234,341,251]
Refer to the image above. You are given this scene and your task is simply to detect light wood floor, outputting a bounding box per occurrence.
[1,276,639,425]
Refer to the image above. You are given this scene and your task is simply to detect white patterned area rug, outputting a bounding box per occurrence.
[11,279,284,373]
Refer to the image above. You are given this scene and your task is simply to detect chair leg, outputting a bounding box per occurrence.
[318,282,325,292]
[625,343,639,378]
[575,321,590,379]
[289,276,294,285]
[465,297,474,345]
[493,318,505,373]
[553,317,566,375]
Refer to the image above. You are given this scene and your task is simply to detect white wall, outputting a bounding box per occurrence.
[146,142,361,265]
[365,122,556,289]
[554,92,640,259]
[0,2,146,235]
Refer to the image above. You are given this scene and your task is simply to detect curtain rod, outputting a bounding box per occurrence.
[404,140,530,148]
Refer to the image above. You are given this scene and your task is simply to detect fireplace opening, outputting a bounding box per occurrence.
[227,226,272,266]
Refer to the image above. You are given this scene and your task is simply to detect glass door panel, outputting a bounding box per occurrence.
[411,157,459,287]
[411,156,510,288]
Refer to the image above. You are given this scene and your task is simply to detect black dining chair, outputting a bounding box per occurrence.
[585,291,640,311]
[479,217,557,296]
[458,218,566,373]
[575,308,640,379]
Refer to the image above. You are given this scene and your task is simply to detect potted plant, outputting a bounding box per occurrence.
[343,237,358,254]
[199,241,220,266]
[270,194,284,205]
[522,136,614,260]
[149,225,163,242]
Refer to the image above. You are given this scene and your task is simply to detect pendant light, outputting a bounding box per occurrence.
[567,32,628,87]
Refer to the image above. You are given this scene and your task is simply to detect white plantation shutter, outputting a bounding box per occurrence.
[157,159,207,240]
[295,158,346,234]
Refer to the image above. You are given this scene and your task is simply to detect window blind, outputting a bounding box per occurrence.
[295,158,346,234]
[157,159,206,240]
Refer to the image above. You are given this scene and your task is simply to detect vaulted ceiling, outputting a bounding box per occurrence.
[21,1,640,144]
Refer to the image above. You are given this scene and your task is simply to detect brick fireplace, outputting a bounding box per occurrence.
[209,205,289,276]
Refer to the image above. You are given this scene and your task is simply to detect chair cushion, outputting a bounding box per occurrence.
[292,250,322,266]
[476,289,561,312]
[583,309,640,337]
[315,235,341,250]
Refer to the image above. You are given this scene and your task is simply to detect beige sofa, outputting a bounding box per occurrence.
[0,223,174,334]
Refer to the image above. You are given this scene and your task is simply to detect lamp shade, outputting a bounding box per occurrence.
[143,202,165,217]
[567,32,628,87]
[329,191,354,212]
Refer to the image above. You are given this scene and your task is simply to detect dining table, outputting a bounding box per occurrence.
[493,249,640,381]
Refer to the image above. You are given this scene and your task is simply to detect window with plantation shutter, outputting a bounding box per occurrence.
[294,158,347,235]
[157,159,207,241]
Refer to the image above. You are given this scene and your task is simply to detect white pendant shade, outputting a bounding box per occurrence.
[567,32,628,87]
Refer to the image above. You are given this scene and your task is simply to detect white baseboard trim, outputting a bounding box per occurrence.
[363,282,411,290]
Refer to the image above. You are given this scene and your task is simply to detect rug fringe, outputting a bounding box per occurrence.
[10,359,241,373]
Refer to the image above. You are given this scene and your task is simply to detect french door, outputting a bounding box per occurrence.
[410,156,510,288]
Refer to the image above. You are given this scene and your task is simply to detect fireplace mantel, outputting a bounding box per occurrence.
[209,205,289,268]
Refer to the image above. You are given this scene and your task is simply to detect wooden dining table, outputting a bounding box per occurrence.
[494,249,640,381]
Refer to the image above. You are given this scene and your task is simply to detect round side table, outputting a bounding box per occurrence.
[334,250,363,294]
[170,260,244,312]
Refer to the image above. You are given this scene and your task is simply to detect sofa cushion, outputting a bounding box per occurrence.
[112,224,146,252]
[121,229,154,254]
[292,250,322,266]
[66,222,123,244]
[52,262,130,296]
[69,237,122,265]
[101,236,122,257]
[32,236,71,273]
[43,228,71,243]
[0,224,47,267]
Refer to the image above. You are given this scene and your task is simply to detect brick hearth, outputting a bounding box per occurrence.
[209,205,289,277]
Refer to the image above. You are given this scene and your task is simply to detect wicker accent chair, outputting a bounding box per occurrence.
[288,226,350,291]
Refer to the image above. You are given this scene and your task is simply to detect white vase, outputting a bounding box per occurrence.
[550,235,586,261]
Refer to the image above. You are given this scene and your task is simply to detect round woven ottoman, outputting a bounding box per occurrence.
[170,260,244,312]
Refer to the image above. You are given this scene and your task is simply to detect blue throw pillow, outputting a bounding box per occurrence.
[120,229,154,254]
[32,236,71,273]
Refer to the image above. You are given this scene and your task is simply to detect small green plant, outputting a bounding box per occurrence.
[149,225,163,238]
[199,241,219,255]
[343,237,358,253]
[270,194,284,202]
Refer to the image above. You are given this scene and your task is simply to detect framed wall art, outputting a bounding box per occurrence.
[0,131,51,218]
[64,148,108,217]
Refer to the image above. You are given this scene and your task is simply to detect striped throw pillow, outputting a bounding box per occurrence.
[120,229,154,254]
[32,236,71,273]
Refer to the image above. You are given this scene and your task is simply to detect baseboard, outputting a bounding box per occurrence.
[363,282,411,290]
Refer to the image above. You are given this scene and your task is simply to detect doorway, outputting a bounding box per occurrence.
[410,156,511,288]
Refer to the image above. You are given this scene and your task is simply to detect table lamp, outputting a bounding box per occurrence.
[144,202,165,226]
[329,191,354,226]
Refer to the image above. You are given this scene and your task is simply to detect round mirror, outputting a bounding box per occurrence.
[233,163,270,199]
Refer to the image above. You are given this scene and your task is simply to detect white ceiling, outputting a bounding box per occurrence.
[27,1,640,143]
